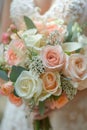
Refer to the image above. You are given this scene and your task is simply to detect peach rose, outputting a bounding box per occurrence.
[41,45,65,70]
[5,39,26,65]
[64,54,87,82]
[46,24,59,34]
[42,72,61,95]
[46,24,65,35]
[35,19,66,36]
[9,93,23,107]
[1,81,14,96]
[35,21,58,35]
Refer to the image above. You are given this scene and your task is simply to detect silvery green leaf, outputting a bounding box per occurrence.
[10,66,26,82]
[24,16,36,29]
[0,70,9,81]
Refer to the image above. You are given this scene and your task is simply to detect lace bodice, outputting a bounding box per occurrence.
[1,0,87,130]
[45,0,87,24]
[10,0,38,29]
[10,0,87,29]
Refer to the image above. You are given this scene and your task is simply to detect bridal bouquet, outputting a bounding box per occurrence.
[0,17,87,130]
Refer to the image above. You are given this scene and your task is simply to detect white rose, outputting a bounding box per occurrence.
[21,29,43,51]
[15,71,42,99]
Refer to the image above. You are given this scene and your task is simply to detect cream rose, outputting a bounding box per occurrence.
[41,45,65,70]
[15,71,42,99]
[64,54,87,82]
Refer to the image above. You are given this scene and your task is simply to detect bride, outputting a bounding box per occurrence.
[1,0,87,130]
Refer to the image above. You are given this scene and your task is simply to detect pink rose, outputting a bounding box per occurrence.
[64,54,87,82]
[5,40,26,65]
[1,81,14,96]
[2,33,10,44]
[41,45,65,70]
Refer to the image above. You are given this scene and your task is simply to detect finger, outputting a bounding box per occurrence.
[34,109,52,120]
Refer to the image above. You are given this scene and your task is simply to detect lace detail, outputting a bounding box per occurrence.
[10,0,39,29]
[45,0,87,24]
[10,0,87,29]
[1,0,87,130]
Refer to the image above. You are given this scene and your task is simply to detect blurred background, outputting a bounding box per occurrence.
[0,0,7,123]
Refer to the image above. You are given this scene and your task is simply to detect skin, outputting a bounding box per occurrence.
[34,0,53,14]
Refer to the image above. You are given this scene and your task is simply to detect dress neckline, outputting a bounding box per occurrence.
[33,0,56,15]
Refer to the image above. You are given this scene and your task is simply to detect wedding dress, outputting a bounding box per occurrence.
[1,0,87,130]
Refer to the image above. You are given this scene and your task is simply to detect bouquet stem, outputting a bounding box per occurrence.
[34,117,51,130]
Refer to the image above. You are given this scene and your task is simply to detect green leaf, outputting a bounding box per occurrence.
[24,16,36,29]
[67,21,73,34]
[39,101,45,116]
[0,70,9,81]
[71,30,78,41]
[64,21,74,42]
[10,66,26,82]
[13,89,19,97]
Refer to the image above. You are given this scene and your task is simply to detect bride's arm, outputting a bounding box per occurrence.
[0,0,12,41]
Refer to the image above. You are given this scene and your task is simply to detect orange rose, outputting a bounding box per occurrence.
[41,45,65,70]
[1,81,14,96]
[42,72,61,95]
[50,94,69,109]
[9,93,23,107]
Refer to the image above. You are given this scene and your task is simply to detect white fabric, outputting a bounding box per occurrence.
[45,0,87,24]
[10,0,87,29]
[1,0,87,130]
